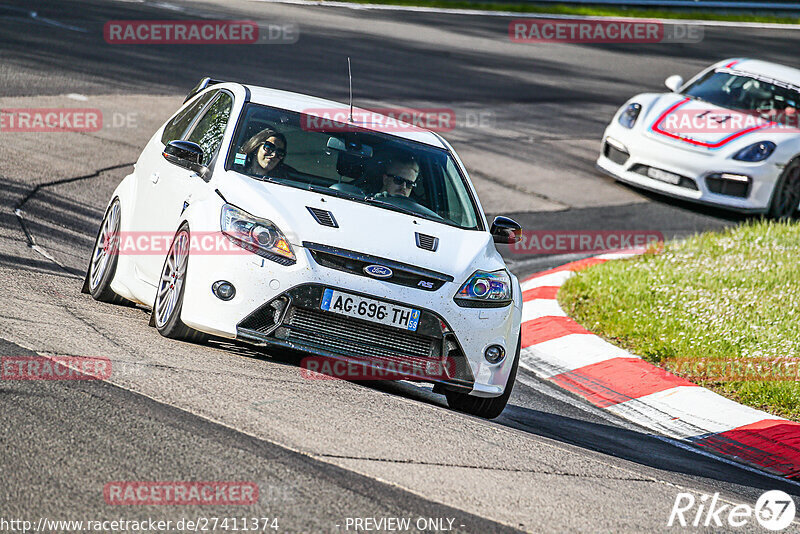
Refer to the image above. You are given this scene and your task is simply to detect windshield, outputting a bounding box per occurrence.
[683,69,800,119]
[225,103,482,230]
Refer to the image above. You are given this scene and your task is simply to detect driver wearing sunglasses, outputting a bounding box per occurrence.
[240,127,296,180]
[378,156,420,198]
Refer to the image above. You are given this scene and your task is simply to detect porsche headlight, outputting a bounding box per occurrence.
[732,141,776,162]
[454,270,512,308]
[220,204,295,264]
[618,103,642,129]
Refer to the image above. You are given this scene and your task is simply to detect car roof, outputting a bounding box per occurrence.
[243,85,448,149]
[724,58,800,88]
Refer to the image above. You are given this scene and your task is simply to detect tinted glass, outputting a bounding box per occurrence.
[160,91,216,145]
[185,92,234,165]
[226,104,481,230]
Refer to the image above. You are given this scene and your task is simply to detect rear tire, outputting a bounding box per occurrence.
[153,224,208,343]
[87,199,129,305]
[445,333,520,419]
[767,159,800,220]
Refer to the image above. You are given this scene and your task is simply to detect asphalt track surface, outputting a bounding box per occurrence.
[2,1,800,532]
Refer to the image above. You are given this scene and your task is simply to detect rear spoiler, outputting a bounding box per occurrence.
[184,77,226,103]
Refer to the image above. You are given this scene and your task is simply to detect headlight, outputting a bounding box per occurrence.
[618,103,642,129]
[220,204,295,264]
[454,270,512,308]
[732,141,776,162]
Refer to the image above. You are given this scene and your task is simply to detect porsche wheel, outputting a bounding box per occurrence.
[153,225,207,342]
[768,159,800,220]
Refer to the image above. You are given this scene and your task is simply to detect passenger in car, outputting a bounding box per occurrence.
[240,127,297,180]
[376,156,420,198]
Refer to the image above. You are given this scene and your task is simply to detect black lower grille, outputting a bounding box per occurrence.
[281,306,436,360]
[603,141,629,166]
[236,284,476,388]
[706,174,750,198]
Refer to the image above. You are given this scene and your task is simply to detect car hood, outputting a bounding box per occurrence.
[215,173,502,278]
[642,92,793,151]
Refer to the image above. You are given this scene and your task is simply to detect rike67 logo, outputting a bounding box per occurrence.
[668,490,796,531]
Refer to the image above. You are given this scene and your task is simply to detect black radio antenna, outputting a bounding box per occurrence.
[347,57,354,123]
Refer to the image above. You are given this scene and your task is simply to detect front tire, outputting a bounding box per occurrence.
[86,199,128,304]
[768,159,800,220]
[445,334,521,419]
[153,225,207,343]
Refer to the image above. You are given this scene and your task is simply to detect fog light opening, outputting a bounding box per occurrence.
[484,344,505,364]
[212,280,236,301]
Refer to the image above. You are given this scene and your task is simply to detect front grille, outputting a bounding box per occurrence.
[630,164,699,191]
[304,242,453,291]
[281,307,436,360]
[307,207,338,228]
[603,141,629,165]
[415,232,439,252]
[236,284,476,388]
[706,174,750,198]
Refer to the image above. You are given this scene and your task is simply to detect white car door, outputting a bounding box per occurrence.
[132,90,219,284]
[144,90,236,283]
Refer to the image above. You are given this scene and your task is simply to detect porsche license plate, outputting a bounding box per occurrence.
[646,167,682,185]
[320,289,420,331]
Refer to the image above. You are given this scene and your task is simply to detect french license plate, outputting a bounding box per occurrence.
[320,289,420,332]
[646,167,682,185]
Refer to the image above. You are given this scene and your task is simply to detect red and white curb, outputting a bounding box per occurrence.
[519,249,800,479]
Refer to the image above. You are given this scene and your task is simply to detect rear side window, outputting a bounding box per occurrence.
[160,91,216,145]
[185,92,234,165]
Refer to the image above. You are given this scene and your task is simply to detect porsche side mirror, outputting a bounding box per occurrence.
[163,140,210,180]
[490,216,522,244]
[665,75,684,92]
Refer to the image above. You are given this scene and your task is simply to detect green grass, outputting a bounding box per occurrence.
[558,220,800,420]
[322,0,800,24]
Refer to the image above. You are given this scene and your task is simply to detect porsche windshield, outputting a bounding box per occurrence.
[226,103,482,230]
[683,69,800,117]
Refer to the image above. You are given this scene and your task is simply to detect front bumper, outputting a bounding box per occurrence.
[180,243,521,397]
[596,123,784,213]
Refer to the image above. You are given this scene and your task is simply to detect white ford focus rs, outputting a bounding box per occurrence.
[83,78,523,418]
[597,58,800,218]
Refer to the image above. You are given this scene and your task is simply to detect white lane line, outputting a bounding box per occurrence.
[248,0,800,29]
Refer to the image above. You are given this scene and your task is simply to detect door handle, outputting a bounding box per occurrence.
[150,172,160,184]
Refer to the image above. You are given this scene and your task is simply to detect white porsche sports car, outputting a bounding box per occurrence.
[83,78,523,419]
[598,58,800,218]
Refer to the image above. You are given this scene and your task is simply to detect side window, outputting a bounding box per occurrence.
[160,91,217,145]
[185,92,234,165]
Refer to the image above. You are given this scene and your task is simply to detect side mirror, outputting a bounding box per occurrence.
[163,140,210,180]
[664,75,684,93]
[490,216,522,244]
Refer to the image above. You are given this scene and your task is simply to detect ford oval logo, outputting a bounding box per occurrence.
[363,264,393,279]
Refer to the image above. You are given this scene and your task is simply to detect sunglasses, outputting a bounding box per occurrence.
[262,141,286,158]
[387,174,418,189]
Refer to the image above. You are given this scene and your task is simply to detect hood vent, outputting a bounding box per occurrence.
[415,232,439,252]
[307,207,338,228]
